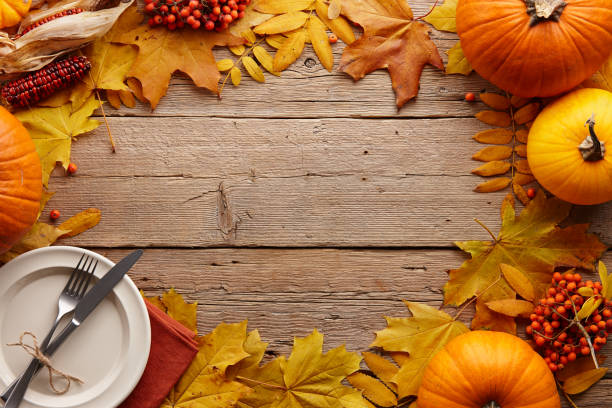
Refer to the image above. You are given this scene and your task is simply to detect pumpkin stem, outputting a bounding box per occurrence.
[524,0,567,26]
[482,402,501,408]
[579,116,605,162]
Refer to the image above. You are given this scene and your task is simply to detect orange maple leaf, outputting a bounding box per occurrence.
[116,9,244,109]
[339,0,443,108]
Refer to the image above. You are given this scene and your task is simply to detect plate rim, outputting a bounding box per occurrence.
[0,246,151,408]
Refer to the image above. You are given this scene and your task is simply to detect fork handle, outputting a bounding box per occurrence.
[0,318,61,402]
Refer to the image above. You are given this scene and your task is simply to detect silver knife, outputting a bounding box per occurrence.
[2,249,143,408]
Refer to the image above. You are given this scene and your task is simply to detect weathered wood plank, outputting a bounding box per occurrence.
[96,247,611,407]
[47,116,612,247]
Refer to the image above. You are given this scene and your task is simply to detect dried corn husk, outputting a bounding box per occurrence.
[0,0,133,76]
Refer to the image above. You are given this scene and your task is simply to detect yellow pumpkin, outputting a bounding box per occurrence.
[0,0,31,29]
[527,88,612,205]
[417,331,560,408]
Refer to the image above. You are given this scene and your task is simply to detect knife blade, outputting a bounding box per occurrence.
[2,249,143,407]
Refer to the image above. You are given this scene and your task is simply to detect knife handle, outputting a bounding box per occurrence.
[2,321,78,408]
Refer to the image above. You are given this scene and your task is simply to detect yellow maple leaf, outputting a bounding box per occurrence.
[161,321,252,407]
[445,191,606,333]
[162,288,198,333]
[423,0,457,32]
[116,14,244,109]
[0,209,101,264]
[445,41,472,75]
[370,301,469,398]
[15,96,100,186]
[236,329,369,408]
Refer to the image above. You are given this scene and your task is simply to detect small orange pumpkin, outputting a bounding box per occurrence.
[0,106,41,254]
[0,0,31,29]
[527,88,612,205]
[456,0,612,97]
[417,331,560,408]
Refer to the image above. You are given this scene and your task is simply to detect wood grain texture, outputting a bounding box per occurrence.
[48,116,612,247]
[100,248,611,407]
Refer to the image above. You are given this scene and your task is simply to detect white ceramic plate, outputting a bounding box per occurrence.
[0,246,151,408]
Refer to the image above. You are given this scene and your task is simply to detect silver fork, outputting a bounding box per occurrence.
[0,254,98,402]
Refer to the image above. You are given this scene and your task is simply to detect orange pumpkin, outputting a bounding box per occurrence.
[456,0,612,98]
[0,106,41,254]
[417,331,560,408]
[527,88,612,205]
[0,0,31,29]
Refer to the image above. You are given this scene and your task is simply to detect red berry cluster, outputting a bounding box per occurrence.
[1,56,91,108]
[15,8,85,39]
[144,0,250,31]
[526,271,611,373]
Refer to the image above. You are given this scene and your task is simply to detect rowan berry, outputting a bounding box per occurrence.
[67,162,77,174]
[553,272,562,282]
[581,346,591,355]
[465,92,475,102]
[50,209,60,220]
[329,34,338,44]
[527,187,536,198]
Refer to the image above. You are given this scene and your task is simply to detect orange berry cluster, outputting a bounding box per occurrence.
[14,8,85,39]
[526,271,611,373]
[1,56,91,108]
[144,0,250,31]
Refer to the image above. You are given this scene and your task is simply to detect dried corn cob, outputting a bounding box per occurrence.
[15,8,85,39]
[1,56,91,108]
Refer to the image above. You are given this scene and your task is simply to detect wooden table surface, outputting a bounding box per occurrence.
[46,2,610,405]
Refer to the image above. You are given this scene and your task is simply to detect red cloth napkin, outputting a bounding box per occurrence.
[119,299,199,408]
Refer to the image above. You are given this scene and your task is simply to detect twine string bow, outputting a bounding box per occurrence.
[7,332,84,395]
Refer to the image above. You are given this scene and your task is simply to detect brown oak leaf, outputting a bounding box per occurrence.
[339,0,443,108]
[116,16,244,108]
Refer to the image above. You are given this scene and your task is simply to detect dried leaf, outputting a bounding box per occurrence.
[161,288,198,332]
[315,0,355,44]
[577,296,603,320]
[474,177,512,193]
[472,146,513,161]
[253,46,280,76]
[161,321,251,408]
[58,208,101,238]
[371,301,469,398]
[308,15,333,71]
[500,263,536,301]
[228,3,274,36]
[339,0,443,108]
[578,287,595,297]
[243,56,265,82]
[563,368,608,395]
[510,95,531,108]
[0,209,101,263]
[255,0,314,13]
[361,352,398,392]
[513,102,540,125]
[598,260,609,299]
[127,77,146,103]
[480,92,510,111]
[118,90,135,108]
[241,29,257,44]
[236,329,369,407]
[514,173,534,185]
[15,96,100,186]
[254,11,309,34]
[445,41,472,75]
[116,18,244,108]
[347,373,397,407]
[485,299,534,317]
[582,54,612,92]
[515,129,529,143]
[328,0,342,19]
[515,159,532,174]
[472,161,511,177]
[230,44,247,55]
[515,144,527,157]
[273,30,307,71]
[476,110,512,127]
[106,90,121,109]
[423,0,457,32]
[266,34,286,48]
[231,66,242,86]
[557,355,607,382]
[513,181,530,206]
[446,191,606,333]
[217,58,235,71]
[473,129,513,144]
